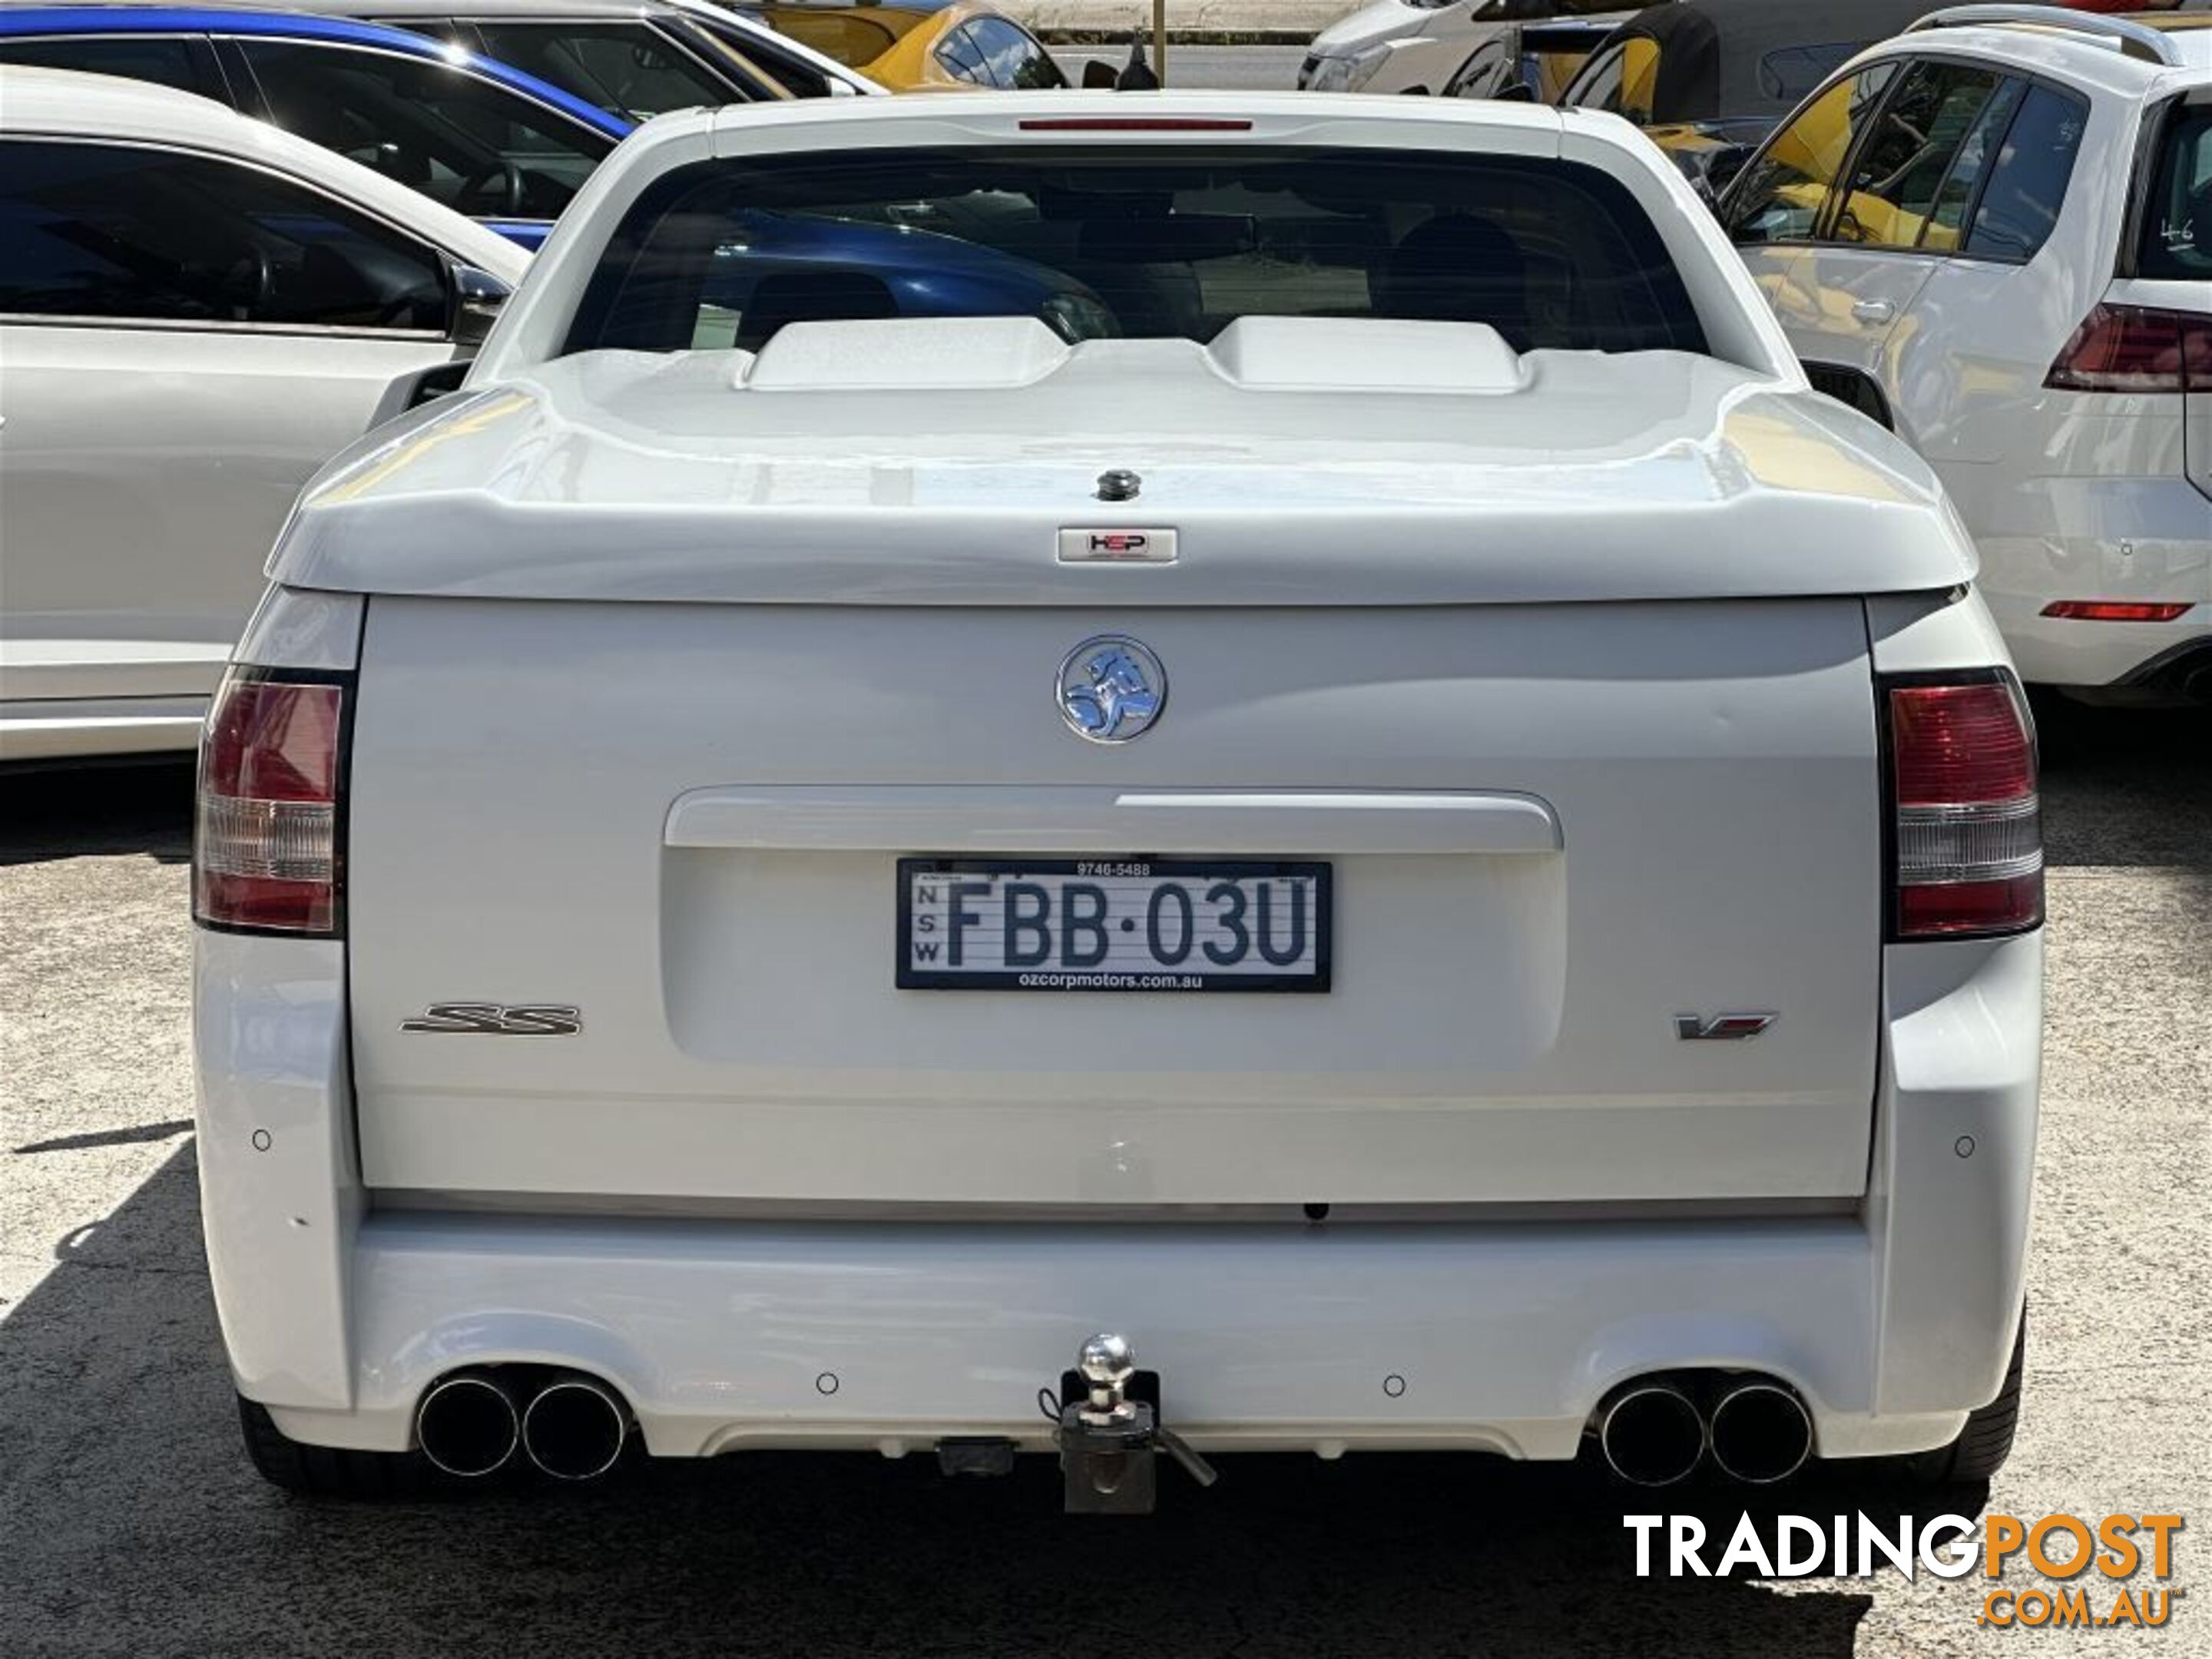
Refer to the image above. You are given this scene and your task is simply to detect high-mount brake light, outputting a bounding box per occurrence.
[1017,118,1253,131]
[194,670,347,935]
[1885,676,2042,940]
[2039,600,2192,623]
[2043,304,2212,393]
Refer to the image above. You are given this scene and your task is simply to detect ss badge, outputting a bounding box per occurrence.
[400,1002,581,1036]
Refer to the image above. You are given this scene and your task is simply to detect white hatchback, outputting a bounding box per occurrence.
[0,69,529,763]
[1724,7,2212,701]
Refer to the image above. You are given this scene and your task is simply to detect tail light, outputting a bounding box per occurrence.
[2043,304,2212,393]
[194,669,348,935]
[1885,674,2042,939]
[2040,600,2192,623]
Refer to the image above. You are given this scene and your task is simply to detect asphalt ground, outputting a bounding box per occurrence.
[2,692,2207,1657]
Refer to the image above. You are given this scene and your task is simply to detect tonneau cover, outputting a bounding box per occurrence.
[274,319,1974,606]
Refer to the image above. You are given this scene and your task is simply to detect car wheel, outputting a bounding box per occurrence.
[237,1394,438,1499]
[1902,1307,2026,1485]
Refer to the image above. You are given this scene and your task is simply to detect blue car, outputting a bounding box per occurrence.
[0,6,1097,324]
[0,8,630,245]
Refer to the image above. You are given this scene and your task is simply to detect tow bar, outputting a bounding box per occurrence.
[1054,1333,1218,1515]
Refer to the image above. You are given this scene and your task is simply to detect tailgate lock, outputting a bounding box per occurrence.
[1055,1333,1218,1515]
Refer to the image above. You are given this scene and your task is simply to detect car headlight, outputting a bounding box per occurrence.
[1337,41,1396,93]
[1305,55,1354,92]
[1306,42,1393,94]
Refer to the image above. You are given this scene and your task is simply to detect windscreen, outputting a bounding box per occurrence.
[562,147,1708,358]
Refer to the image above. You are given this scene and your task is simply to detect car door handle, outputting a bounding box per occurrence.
[1850,299,1896,325]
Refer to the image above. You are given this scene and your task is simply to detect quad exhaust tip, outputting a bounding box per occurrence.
[1597,1381,1706,1488]
[1707,1380,1813,1485]
[521,1375,630,1482]
[414,1371,521,1479]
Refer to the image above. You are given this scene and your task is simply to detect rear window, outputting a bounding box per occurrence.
[563,147,1709,359]
[1965,84,2087,263]
[2139,105,2212,280]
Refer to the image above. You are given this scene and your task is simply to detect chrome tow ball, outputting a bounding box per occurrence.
[1055,1333,1218,1515]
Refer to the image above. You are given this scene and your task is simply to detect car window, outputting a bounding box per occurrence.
[0,139,449,331]
[1724,63,1898,247]
[1916,77,2023,253]
[1831,61,2008,252]
[1966,84,2087,263]
[2139,105,2212,279]
[962,17,1065,90]
[0,32,210,94]
[467,22,734,118]
[933,23,990,84]
[565,147,1710,360]
[232,39,614,221]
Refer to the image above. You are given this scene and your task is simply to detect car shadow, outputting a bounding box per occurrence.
[0,1146,1953,1658]
[0,757,192,866]
[2033,694,2212,870]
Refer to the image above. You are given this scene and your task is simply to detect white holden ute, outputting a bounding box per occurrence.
[196,91,2044,1508]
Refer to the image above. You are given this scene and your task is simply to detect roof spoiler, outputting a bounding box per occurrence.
[1906,5,2184,68]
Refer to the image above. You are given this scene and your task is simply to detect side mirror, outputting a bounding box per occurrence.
[366,359,471,431]
[447,262,514,348]
[1492,81,1537,104]
[1116,35,1157,91]
[1082,58,1119,90]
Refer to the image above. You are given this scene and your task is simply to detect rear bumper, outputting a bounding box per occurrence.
[1972,471,2210,689]
[195,932,2041,1463]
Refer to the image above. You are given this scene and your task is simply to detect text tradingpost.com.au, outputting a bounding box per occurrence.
[1626,1512,2182,1629]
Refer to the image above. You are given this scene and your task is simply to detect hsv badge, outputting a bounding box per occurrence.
[1057,636,1167,743]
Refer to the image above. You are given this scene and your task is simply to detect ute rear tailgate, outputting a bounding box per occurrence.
[321,329,1936,1210]
[344,594,1882,1208]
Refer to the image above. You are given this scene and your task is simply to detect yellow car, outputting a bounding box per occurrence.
[752,1,1067,92]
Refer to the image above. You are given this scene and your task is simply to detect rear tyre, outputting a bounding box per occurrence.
[237,1394,436,1499]
[1902,1307,2026,1486]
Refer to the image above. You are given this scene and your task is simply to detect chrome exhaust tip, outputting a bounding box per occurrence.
[414,1372,520,1479]
[1597,1381,1706,1488]
[521,1375,628,1482]
[1708,1380,1813,1485]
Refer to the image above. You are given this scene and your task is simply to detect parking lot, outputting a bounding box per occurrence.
[3,695,2205,1657]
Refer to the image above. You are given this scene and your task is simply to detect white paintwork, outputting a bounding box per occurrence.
[0,70,529,763]
[197,95,2039,1467]
[277,331,1962,604]
[1731,23,2212,692]
[661,787,1567,853]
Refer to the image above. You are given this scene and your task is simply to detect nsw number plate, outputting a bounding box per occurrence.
[897,858,1332,992]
